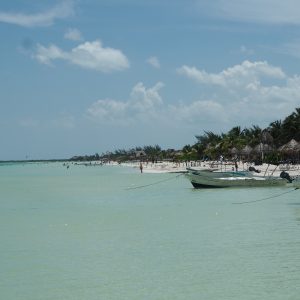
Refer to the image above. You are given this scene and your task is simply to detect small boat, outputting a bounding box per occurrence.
[186,172,291,188]
[186,167,253,178]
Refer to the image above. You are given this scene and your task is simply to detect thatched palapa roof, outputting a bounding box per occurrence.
[230,147,239,155]
[278,139,300,153]
[253,143,274,153]
[240,145,253,155]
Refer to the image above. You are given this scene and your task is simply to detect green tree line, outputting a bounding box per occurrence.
[70,108,300,163]
[184,107,300,162]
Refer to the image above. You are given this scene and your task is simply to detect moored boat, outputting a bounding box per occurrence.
[186,171,289,188]
[186,167,253,178]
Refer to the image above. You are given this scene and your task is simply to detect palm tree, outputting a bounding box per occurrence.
[195,131,221,147]
[143,145,162,162]
[268,120,282,146]
[281,108,300,143]
[195,131,222,159]
[243,125,262,146]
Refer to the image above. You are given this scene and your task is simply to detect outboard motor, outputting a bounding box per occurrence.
[280,171,292,183]
[249,166,261,173]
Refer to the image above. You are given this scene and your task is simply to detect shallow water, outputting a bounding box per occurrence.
[0,162,300,300]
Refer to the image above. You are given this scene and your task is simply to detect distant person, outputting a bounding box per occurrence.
[139,162,143,173]
[235,161,238,172]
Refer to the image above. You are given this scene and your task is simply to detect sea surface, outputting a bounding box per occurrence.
[1,162,300,300]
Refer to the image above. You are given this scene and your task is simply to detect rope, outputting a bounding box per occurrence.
[126,173,184,190]
[233,187,299,205]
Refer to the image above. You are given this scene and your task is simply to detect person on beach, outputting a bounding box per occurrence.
[139,162,143,173]
[235,161,238,172]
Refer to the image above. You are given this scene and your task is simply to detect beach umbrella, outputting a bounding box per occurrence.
[278,139,300,161]
[240,145,253,160]
[230,147,238,155]
[254,143,273,153]
[254,143,274,161]
[241,145,253,155]
[174,151,183,157]
[278,139,300,153]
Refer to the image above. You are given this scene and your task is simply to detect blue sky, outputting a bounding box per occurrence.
[1,0,300,159]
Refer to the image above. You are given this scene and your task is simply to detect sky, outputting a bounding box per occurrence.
[1,0,300,160]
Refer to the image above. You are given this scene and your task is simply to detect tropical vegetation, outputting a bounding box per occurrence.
[182,107,300,163]
[70,107,300,164]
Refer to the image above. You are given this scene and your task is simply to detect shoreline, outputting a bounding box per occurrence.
[119,160,300,177]
[2,159,300,177]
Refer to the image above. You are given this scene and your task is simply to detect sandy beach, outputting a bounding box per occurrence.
[119,160,300,177]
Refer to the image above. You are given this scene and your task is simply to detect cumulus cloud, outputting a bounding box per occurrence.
[64,28,83,41]
[86,60,300,130]
[177,60,286,88]
[34,44,63,65]
[87,82,165,125]
[34,40,130,72]
[198,0,300,25]
[87,99,129,124]
[86,81,228,128]
[129,82,164,112]
[178,60,300,125]
[146,56,160,68]
[169,100,227,123]
[0,1,74,27]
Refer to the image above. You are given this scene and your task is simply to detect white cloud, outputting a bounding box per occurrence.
[177,60,286,88]
[64,28,83,41]
[87,99,129,124]
[129,82,164,112]
[86,82,226,127]
[168,100,227,124]
[146,56,160,68]
[34,44,64,65]
[86,82,164,125]
[198,0,300,25]
[34,40,130,72]
[0,1,74,27]
[178,60,300,125]
[86,61,300,131]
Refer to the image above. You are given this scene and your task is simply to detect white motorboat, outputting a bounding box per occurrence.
[186,167,254,178]
[186,170,289,188]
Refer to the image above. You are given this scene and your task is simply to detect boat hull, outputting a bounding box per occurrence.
[186,173,288,188]
[186,167,253,178]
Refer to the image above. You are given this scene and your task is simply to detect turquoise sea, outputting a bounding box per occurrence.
[1,162,300,300]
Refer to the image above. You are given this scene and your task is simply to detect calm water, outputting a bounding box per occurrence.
[1,162,300,300]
